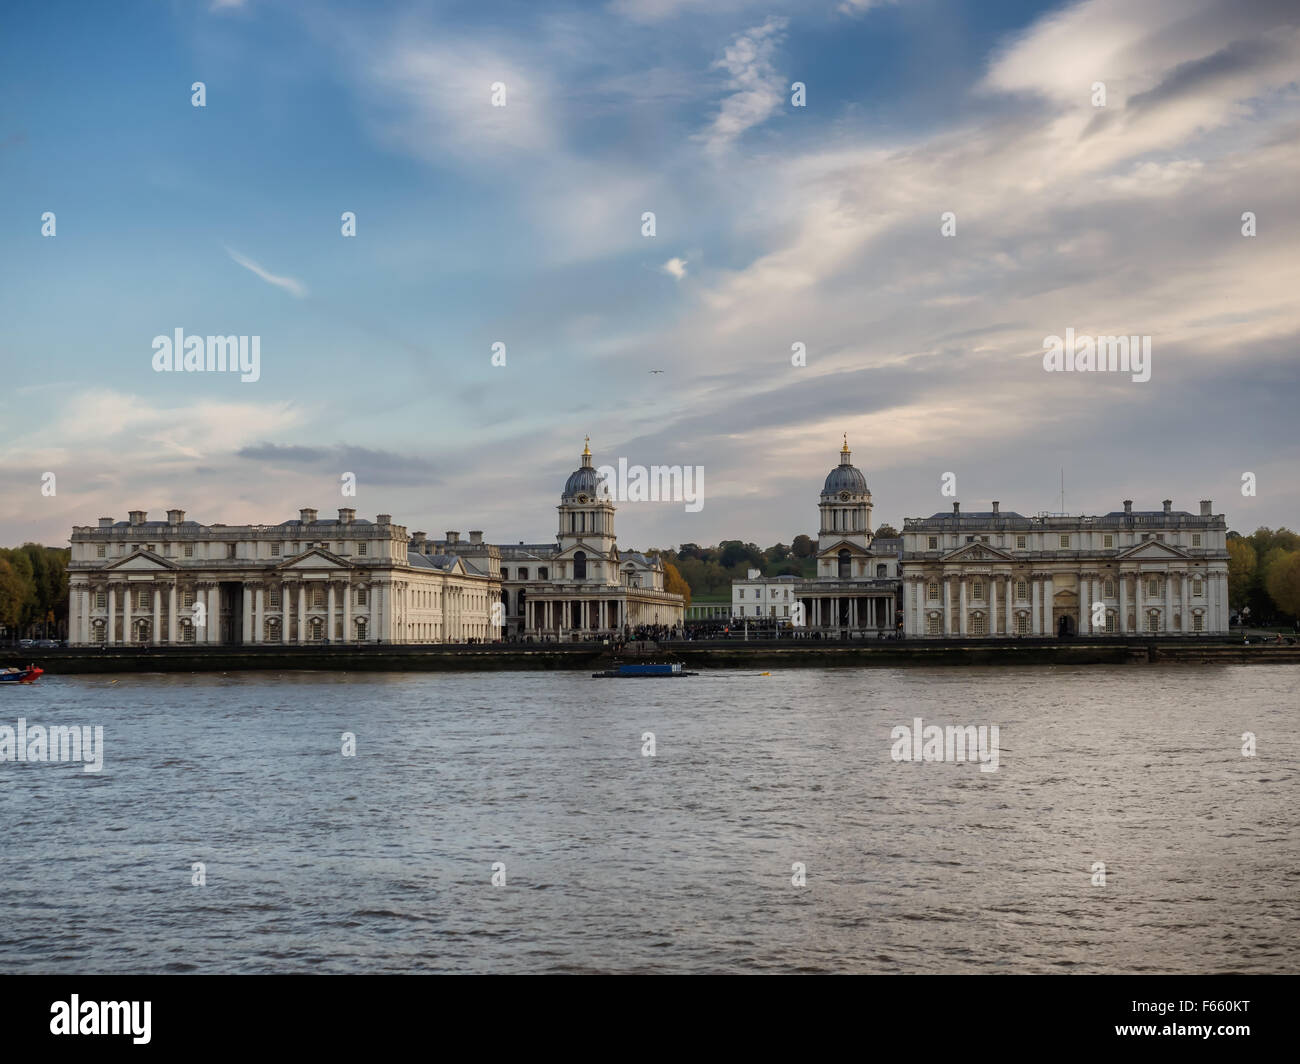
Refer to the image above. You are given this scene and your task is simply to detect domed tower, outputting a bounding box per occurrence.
[557,436,617,582]
[819,434,873,550]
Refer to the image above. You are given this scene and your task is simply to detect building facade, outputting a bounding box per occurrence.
[67,440,683,646]
[731,439,903,635]
[899,499,1231,637]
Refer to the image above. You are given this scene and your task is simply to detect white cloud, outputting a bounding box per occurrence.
[661,257,688,280]
[224,246,308,298]
[697,17,789,153]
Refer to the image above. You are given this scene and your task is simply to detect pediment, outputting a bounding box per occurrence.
[277,547,352,570]
[817,539,872,557]
[104,550,177,571]
[941,541,1015,562]
[1116,540,1189,560]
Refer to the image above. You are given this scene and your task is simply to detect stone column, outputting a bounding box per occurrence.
[106,585,117,645]
[281,582,291,643]
[958,577,968,637]
[1078,573,1088,635]
[1163,570,1173,634]
[1135,573,1144,634]
[254,585,264,643]
[1118,572,1128,633]
[123,584,133,645]
[242,584,253,645]
[207,584,220,643]
[942,576,952,636]
[990,576,999,636]
[372,584,383,641]
[327,582,337,643]
[1005,575,1014,636]
[1031,577,1040,635]
[168,582,178,644]
[152,586,162,645]
[1044,574,1055,637]
[298,584,307,643]
[342,581,351,644]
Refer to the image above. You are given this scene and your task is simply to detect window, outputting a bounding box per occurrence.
[538,567,548,580]
[184,543,194,557]
[927,582,939,601]
[271,543,281,556]
[783,605,789,617]
[1104,578,1115,598]
[1193,612,1204,631]
[965,536,974,544]
[95,591,107,608]
[1146,611,1159,633]
[1191,534,1202,547]
[928,536,938,550]
[876,564,887,578]
[519,568,528,580]
[972,580,984,601]
[1146,577,1159,597]
[269,589,280,608]
[96,544,106,558]
[1192,577,1203,597]
[183,590,194,607]
[1059,535,1070,548]
[1016,536,1027,549]
[574,551,587,579]
[1105,611,1116,633]
[738,590,745,599]
[1016,614,1030,636]
[838,549,851,579]
[136,590,149,609]
[927,614,941,636]
[1103,534,1114,548]
[970,614,987,636]
[1016,580,1028,601]
[226,543,236,558]
[356,588,368,606]
[313,588,325,608]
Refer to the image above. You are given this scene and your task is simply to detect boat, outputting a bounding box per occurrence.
[591,662,697,678]
[0,666,44,684]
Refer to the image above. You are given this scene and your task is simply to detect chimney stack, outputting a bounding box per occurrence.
[412,531,426,547]
[1123,500,1133,515]
[446,531,460,545]
[167,509,185,525]
[300,508,317,524]
[469,530,483,545]
[992,501,1000,515]
[338,507,355,524]
[376,514,391,525]
[1200,500,1212,516]
[98,517,114,528]
[129,510,146,526]
[1162,499,1172,513]
[952,502,960,514]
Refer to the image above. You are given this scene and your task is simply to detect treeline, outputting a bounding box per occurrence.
[659,526,901,600]
[1227,527,1300,625]
[0,544,70,637]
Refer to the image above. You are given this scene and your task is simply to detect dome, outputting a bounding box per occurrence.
[822,436,868,495]
[562,436,606,499]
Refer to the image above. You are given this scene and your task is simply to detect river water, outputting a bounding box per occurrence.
[1,666,1296,973]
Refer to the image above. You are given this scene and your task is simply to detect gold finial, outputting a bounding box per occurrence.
[841,432,849,454]
[583,434,591,457]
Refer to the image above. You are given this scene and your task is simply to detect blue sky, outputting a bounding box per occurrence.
[2,0,1297,549]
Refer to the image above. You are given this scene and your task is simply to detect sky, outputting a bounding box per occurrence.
[1,0,1297,551]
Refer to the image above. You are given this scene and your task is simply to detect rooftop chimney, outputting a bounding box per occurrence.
[1200,500,1212,516]
[300,508,317,524]
[992,501,1000,515]
[469,530,483,545]
[446,531,460,545]
[338,507,355,524]
[1162,499,1172,513]
[1123,500,1133,515]
[376,514,391,525]
[411,531,427,547]
[167,509,185,525]
[98,517,114,528]
[952,502,960,514]
[129,510,146,526]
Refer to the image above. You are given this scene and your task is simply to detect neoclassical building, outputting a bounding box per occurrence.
[412,440,683,639]
[67,508,498,646]
[899,499,1231,637]
[67,440,683,646]
[732,438,903,634]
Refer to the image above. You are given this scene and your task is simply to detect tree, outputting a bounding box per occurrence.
[0,558,27,631]
[1227,538,1257,608]
[663,562,691,607]
[1264,551,1300,618]
[874,524,900,539]
[719,540,763,570]
[766,542,791,563]
[791,534,815,558]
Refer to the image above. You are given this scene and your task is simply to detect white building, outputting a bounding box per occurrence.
[900,499,1231,637]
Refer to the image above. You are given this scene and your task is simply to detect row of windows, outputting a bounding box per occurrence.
[923,577,1206,602]
[923,610,1205,635]
[501,567,548,581]
[924,532,1206,550]
[94,541,372,560]
[91,587,371,610]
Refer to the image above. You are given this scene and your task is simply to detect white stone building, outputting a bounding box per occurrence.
[900,499,1231,637]
[67,506,498,646]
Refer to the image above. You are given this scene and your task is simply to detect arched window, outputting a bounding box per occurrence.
[574,551,587,579]
[838,549,851,579]
[309,618,323,641]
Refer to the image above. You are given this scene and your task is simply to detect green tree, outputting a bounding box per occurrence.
[874,524,900,539]
[1227,538,1257,608]
[0,558,27,631]
[790,534,815,558]
[1264,551,1300,618]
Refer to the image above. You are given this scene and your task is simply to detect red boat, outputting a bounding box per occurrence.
[0,665,43,684]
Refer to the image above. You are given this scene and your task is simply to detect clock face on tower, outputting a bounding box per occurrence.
[577,494,589,504]
[840,492,850,501]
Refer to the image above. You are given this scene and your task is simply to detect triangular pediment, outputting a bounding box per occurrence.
[940,541,1016,562]
[1116,540,1189,560]
[817,538,872,557]
[104,550,177,571]
[276,547,352,570]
